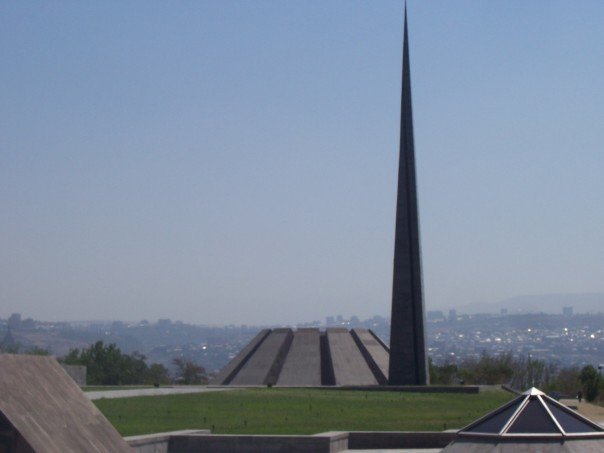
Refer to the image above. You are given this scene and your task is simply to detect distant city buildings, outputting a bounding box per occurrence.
[427,311,445,321]
[448,309,457,323]
[1,309,602,373]
[8,313,21,329]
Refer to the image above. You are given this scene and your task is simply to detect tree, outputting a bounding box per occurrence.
[429,359,458,385]
[26,346,51,356]
[542,366,580,396]
[579,365,600,402]
[0,344,19,354]
[172,358,208,385]
[509,355,547,390]
[146,363,171,386]
[458,351,514,385]
[62,341,149,385]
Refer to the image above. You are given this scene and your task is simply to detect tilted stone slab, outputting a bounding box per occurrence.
[229,329,293,385]
[351,328,389,384]
[210,329,271,385]
[326,328,377,386]
[0,354,132,453]
[277,328,321,386]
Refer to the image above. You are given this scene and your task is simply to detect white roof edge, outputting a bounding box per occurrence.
[523,387,546,396]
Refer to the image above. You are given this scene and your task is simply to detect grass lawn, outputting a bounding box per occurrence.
[94,388,513,436]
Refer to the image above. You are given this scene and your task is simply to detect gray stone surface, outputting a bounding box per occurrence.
[211,329,271,385]
[351,328,389,384]
[0,354,131,452]
[277,328,321,386]
[327,328,377,386]
[229,328,293,385]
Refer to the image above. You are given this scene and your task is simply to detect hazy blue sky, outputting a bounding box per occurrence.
[1,1,603,325]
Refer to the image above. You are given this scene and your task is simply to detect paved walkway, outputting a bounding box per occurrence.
[86,386,233,400]
[341,450,440,453]
[560,398,604,426]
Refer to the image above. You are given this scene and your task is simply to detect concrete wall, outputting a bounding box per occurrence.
[348,431,456,449]
[126,430,210,453]
[130,430,455,452]
[168,432,348,453]
[325,385,479,393]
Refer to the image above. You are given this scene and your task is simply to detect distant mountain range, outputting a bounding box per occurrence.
[457,292,604,315]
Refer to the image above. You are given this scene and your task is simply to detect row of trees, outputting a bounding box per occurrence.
[429,352,602,402]
[4,340,601,401]
[0,343,51,356]
[62,341,208,386]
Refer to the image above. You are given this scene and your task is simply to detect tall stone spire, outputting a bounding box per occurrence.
[388,5,429,385]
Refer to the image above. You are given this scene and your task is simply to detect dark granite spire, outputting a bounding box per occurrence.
[388,5,429,385]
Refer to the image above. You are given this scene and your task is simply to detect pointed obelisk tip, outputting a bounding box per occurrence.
[403,2,409,43]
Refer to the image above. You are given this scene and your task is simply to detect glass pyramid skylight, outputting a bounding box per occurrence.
[460,387,604,438]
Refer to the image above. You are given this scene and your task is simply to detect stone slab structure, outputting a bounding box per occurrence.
[211,328,389,386]
[277,328,322,386]
[211,329,271,385]
[327,328,377,386]
[351,328,389,384]
[228,328,293,385]
[0,354,131,452]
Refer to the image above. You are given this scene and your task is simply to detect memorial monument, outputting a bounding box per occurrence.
[215,7,429,387]
[387,6,429,385]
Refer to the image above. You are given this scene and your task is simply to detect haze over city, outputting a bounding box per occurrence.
[2,1,603,325]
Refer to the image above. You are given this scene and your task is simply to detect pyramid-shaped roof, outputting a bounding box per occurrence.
[459,387,604,439]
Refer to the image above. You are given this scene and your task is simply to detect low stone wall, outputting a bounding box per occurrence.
[126,430,210,453]
[127,430,456,452]
[333,385,479,394]
[348,431,456,449]
[168,432,348,453]
[209,384,480,393]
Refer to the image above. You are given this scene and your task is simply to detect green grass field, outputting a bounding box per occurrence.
[94,388,513,436]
